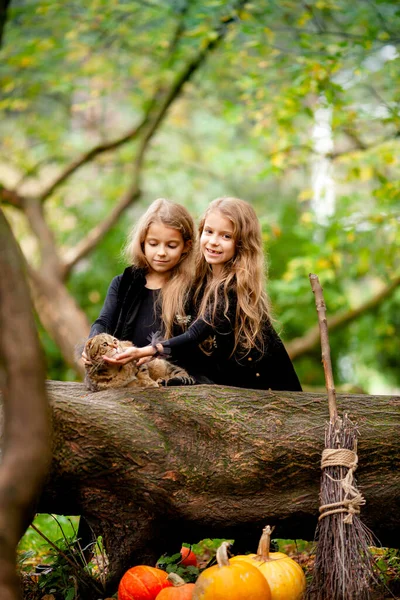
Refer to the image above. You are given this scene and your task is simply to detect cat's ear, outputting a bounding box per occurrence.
[85,337,96,355]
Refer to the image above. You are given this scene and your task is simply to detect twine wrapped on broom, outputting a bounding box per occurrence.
[306,274,375,600]
[319,446,365,524]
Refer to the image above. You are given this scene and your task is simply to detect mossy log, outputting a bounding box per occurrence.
[37,381,399,591]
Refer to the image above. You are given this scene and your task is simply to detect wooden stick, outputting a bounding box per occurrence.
[309,273,338,422]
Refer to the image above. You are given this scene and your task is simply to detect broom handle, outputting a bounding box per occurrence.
[309,273,338,422]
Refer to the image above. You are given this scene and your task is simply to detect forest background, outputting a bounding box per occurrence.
[1,0,399,395]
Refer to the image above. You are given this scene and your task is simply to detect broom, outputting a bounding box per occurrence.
[307,273,375,600]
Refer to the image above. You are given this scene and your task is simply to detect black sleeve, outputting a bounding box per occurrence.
[89,275,122,338]
[265,324,302,391]
[162,288,236,357]
[163,317,214,356]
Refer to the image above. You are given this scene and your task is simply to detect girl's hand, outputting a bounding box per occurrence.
[137,356,153,367]
[81,350,92,366]
[103,345,155,365]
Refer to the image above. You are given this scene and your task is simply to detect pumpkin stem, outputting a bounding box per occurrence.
[256,525,275,561]
[167,572,186,587]
[216,541,231,568]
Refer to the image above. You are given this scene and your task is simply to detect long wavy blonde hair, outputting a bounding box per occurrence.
[124,198,196,338]
[194,197,272,356]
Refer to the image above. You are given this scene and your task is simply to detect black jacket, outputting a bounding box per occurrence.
[213,321,302,391]
[163,290,302,392]
[90,267,151,340]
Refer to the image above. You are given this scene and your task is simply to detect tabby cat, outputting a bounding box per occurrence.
[83,333,195,392]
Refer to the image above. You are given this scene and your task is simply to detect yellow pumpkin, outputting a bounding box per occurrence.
[192,541,271,600]
[231,526,306,600]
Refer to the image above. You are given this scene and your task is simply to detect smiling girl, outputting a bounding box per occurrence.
[108,197,301,392]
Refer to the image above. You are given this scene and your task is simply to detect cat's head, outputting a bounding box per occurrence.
[84,333,120,363]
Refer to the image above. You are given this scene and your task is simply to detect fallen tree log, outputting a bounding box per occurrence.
[36,381,399,591]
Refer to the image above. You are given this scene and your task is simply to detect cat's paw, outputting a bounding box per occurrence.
[148,380,160,388]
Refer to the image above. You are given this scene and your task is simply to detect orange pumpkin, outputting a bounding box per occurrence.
[118,565,172,600]
[156,573,195,600]
[231,526,306,600]
[192,541,271,600]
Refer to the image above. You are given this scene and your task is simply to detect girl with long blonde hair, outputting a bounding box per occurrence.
[193,196,271,357]
[109,197,301,392]
[83,198,200,376]
[123,197,195,339]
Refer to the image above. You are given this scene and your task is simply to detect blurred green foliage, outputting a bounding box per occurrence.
[1,0,399,392]
[18,514,79,556]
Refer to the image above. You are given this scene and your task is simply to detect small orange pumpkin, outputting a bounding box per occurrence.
[118,565,172,600]
[192,541,271,600]
[231,526,306,600]
[155,573,195,600]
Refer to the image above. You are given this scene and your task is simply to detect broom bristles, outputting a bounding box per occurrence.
[307,415,376,600]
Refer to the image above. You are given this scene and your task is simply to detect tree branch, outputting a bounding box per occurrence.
[361,0,393,36]
[60,0,247,277]
[0,186,65,277]
[37,118,151,203]
[24,198,63,277]
[301,1,326,34]
[38,1,245,206]
[287,273,400,360]
[0,0,11,47]
[341,126,368,151]
[328,131,400,160]
[61,175,141,278]
[363,84,399,119]
[0,184,24,209]
[163,0,190,63]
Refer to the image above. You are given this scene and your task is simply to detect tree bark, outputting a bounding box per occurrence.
[29,270,89,375]
[0,209,51,600]
[36,381,400,593]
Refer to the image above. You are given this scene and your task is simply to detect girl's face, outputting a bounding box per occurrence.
[144,222,187,275]
[200,210,236,274]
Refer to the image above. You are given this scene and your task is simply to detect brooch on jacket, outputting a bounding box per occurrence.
[199,335,217,356]
[175,314,192,325]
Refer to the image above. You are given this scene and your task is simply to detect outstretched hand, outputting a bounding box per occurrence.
[103,344,155,365]
[137,356,153,367]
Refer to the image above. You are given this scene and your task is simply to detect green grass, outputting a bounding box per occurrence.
[18,514,80,563]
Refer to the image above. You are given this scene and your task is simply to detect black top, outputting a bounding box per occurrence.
[129,287,161,347]
[162,286,302,392]
[89,268,162,343]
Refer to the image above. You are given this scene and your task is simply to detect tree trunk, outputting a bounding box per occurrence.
[0,210,50,600]
[29,270,90,374]
[34,381,400,593]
